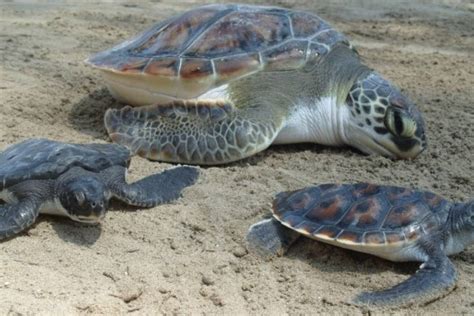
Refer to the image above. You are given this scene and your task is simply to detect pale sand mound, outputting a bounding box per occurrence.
[0,0,472,314]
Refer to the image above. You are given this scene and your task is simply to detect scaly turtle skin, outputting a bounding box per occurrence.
[87,4,427,164]
[246,183,474,307]
[0,139,199,240]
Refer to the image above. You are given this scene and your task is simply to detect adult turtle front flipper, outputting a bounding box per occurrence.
[105,98,284,165]
[101,165,199,207]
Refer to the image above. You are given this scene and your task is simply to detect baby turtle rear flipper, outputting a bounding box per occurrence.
[104,99,283,165]
[0,199,41,240]
[354,245,457,307]
[246,218,301,259]
[101,165,199,207]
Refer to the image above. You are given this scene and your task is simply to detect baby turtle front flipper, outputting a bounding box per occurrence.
[0,198,42,240]
[101,165,198,207]
[246,218,301,259]
[0,180,53,240]
[354,243,457,307]
[104,99,284,165]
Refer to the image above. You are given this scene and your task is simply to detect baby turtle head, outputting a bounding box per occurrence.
[451,200,474,246]
[58,177,109,223]
[344,72,426,159]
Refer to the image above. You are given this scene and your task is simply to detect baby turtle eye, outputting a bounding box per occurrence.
[384,107,417,138]
[75,191,86,206]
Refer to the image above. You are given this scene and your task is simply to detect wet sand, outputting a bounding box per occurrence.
[0,0,473,314]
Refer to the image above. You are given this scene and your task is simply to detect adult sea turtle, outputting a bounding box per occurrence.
[86,4,427,164]
[247,183,474,306]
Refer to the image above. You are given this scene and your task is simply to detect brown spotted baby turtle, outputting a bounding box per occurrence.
[86,4,426,165]
[246,183,474,306]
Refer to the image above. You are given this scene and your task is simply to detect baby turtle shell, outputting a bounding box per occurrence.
[86,4,349,104]
[272,183,450,261]
[0,138,130,191]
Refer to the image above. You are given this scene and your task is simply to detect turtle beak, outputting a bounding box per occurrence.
[345,123,397,158]
[73,211,106,224]
[74,216,102,224]
[346,121,425,159]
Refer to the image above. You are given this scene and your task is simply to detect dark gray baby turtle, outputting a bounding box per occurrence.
[0,138,199,240]
[86,4,426,164]
[246,183,474,307]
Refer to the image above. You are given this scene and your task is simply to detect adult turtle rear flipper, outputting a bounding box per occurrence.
[102,165,199,207]
[104,99,283,165]
[354,251,457,307]
[0,199,41,240]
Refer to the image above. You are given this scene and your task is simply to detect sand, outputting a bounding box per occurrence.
[0,0,473,314]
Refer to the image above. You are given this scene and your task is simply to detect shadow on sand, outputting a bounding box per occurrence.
[50,201,141,246]
[291,236,417,274]
[50,217,102,246]
[68,88,124,139]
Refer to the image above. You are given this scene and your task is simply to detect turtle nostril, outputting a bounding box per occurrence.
[91,202,96,207]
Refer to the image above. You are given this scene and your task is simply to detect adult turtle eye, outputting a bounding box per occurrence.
[384,107,417,138]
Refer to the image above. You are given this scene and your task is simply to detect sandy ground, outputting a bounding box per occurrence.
[0,0,473,314]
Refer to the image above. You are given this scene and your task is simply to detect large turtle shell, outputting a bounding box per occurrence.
[0,139,130,191]
[86,4,350,102]
[272,183,451,257]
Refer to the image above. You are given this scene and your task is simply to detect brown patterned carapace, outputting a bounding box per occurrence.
[87,4,350,84]
[272,183,451,246]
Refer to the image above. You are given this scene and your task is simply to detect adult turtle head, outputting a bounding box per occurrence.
[343,72,427,159]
